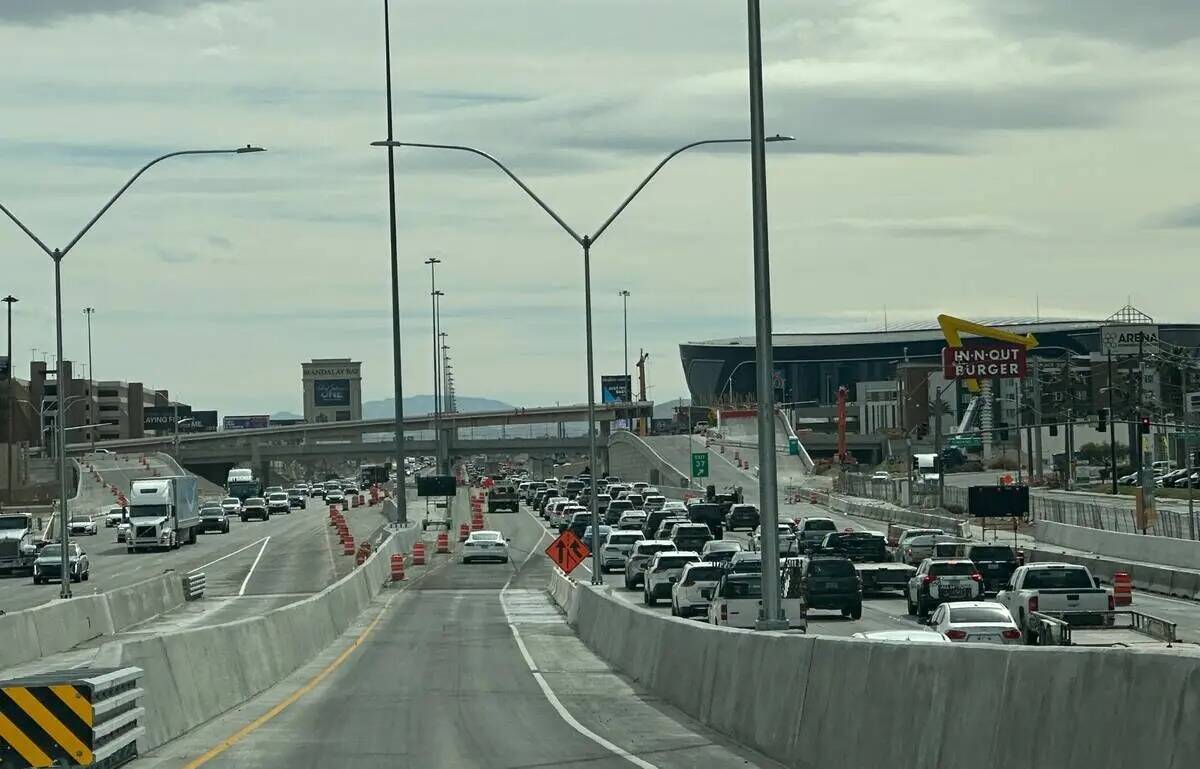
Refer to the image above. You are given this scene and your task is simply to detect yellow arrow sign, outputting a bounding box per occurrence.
[938,314,1039,392]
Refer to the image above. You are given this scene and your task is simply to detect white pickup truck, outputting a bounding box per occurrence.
[995,563,1113,644]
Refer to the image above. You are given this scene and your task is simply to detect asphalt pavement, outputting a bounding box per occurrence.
[137,496,784,769]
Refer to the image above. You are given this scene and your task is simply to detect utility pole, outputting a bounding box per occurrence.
[619,290,630,378]
[83,307,95,452]
[1137,334,1155,528]
[1107,351,1118,495]
[1032,359,1043,482]
[3,295,15,504]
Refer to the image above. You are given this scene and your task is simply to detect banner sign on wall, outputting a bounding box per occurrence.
[223,415,270,430]
[314,378,351,407]
[600,375,632,404]
[942,344,1027,381]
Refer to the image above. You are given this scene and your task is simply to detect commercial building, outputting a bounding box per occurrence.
[680,310,1200,466]
[302,358,363,423]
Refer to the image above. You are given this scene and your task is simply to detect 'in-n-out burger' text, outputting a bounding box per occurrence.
[941,344,1027,380]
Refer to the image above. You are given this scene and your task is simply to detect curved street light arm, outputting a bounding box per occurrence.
[0,201,54,256]
[374,141,583,245]
[61,148,260,257]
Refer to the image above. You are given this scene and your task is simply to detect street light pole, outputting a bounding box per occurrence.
[425,258,442,474]
[3,295,15,504]
[370,134,794,585]
[619,290,630,378]
[434,291,445,472]
[0,145,263,599]
[380,0,408,524]
[83,307,95,452]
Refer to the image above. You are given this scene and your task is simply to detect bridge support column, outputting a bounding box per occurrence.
[251,440,270,486]
[599,421,611,476]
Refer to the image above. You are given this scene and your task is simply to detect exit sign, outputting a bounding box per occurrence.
[691,452,710,478]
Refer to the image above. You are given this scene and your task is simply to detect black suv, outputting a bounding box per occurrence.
[819,531,889,562]
[725,503,760,532]
[964,543,1019,595]
[687,502,724,539]
[782,556,862,619]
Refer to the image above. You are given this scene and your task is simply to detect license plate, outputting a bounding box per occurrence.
[941,586,966,597]
[822,582,839,590]
[985,564,1001,570]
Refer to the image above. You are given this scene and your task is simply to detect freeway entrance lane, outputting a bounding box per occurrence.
[138,502,781,769]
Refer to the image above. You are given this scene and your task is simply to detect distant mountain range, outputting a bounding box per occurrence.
[363,395,514,419]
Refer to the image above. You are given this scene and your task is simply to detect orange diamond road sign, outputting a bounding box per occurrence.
[546,529,590,574]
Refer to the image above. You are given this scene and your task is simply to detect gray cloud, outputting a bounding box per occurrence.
[155,246,197,264]
[973,1,1200,47]
[206,234,232,250]
[1155,204,1200,229]
[830,216,1034,240]
[0,0,245,25]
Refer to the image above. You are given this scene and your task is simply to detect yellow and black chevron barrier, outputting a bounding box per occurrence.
[0,668,143,769]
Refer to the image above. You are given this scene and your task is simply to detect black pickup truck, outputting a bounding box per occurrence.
[819,531,915,593]
[487,484,519,513]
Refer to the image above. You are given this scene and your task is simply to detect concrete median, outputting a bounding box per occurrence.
[1024,544,1200,600]
[0,569,185,672]
[552,573,1200,769]
[1034,520,1200,571]
[97,524,422,750]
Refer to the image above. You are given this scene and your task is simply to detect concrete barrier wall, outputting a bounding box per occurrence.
[608,431,693,490]
[817,491,970,536]
[1024,545,1200,601]
[554,580,1200,769]
[1034,520,1200,571]
[0,570,185,672]
[100,525,422,749]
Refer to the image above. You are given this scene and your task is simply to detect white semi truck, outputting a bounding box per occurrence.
[0,512,40,575]
[127,476,200,552]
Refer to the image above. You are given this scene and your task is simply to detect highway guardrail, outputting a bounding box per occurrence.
[181,573,205,601]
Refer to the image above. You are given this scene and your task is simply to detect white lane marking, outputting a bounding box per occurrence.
[237,536,272,596]
[188,536,270,574]
[501,509,659,769]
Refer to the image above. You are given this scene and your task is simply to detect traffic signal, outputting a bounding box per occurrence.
[1139,415,1151,435]
[1096,408,1107,432]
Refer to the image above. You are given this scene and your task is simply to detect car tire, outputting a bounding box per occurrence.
[850,602,862,620]
[501,557,509,563]
[241,516,248,522]
[624,576,633,590]
[71,572,81,583]
[82,571,90,582]
[916,596,928,619]
[32,577,41,585]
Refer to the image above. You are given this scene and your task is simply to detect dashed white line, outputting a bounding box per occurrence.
[237,537,272,596]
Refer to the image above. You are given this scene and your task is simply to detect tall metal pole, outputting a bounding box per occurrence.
[382,0,407,523]
[935,387,945,509]
[1185,411,1195,540]
[83,307,95,452]
[425,258,441,473]
[619,290,630,378]
[582,238,602,584]
[1032,360,1043,481]
[746,0,784,630]
[52,253,70,599]
[434,293,445,472]
[3,295,15,504]
[1108,351,1118,495]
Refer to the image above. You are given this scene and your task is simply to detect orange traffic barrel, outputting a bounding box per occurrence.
[1113,571,1133,606]
[390,554,406,581]
[412,542,427,566]
[436,531,449,554]
[459,523,470,542]
[342,536,355,556]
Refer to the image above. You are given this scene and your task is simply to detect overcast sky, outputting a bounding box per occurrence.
[2,0,1198,415]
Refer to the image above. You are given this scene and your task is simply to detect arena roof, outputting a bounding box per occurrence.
[690,318,1106,348]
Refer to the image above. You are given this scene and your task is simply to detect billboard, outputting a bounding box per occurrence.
[417,475,457,497]
[0,355,8,382]
[600,374,632,404]
[143,405,189,431]
[942,344,1027,381]
[182,410,218,432]
[223,414,270,430]
[313,378,351,407]
[1102,325,1159,356]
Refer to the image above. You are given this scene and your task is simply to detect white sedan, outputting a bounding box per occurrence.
[926,601,1022,644]
[462,530,510,564]
[104,507,126,527]
[68,516,98,536]
[220,497,243,515]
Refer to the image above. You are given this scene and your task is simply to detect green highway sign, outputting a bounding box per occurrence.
[947,436,982,449]
[691,452,710,478]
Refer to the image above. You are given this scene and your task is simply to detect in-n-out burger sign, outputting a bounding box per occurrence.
[942,344,1027,380]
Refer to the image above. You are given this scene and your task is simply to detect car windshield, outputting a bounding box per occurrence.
[222,498,238,504]
[731,557,762,573]
[655,555,699,570]
[722,576,762,598]
[969,546,1016,561]
[804,520,836,531]
[685,565,724,581]
[1022,568,1095,590]
[638,544,675,556]
[808,560,855,577]
[0,515,29,530]
[40,545,65,558]
[70,516,90,523]
[948,606,1012,623]
[929,562,977,576]
[472,532,502,542]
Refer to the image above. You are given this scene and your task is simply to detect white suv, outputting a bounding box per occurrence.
[600,531,643,573]
[643,551,701,606]
[671,561,724,618]
[623,540,677,590]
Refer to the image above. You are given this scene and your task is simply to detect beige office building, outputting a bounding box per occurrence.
[302,359,362,423]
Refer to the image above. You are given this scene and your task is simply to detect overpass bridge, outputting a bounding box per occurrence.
[71,401,650,485]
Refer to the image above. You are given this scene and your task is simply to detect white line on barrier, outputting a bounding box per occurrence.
[188,536,270,574]
[238,536,272,596]
[501,510,659,769]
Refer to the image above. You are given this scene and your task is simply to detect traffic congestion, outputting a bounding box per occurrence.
[479,467,1174,647]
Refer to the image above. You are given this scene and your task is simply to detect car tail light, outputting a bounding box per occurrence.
[945,629,967,640]
[720,604,728,622]
[1108,593,1115,611]
[922,574,935,585]
[1028,596,1039,613]
[969,572,982,582]
[1002,629,1021,640]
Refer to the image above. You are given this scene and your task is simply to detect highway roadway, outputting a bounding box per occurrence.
[138,497,784,769]
[0,455,390,615]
